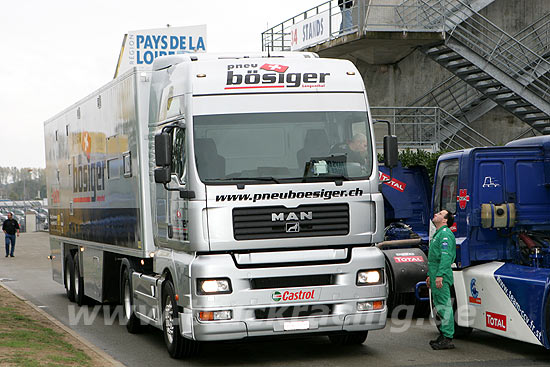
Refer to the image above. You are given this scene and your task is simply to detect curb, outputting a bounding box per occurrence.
[0,282,125,367]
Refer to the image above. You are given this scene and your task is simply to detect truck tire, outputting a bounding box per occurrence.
[121,267,142,334]
[73,252,85,306]
[64,254,75,302]
[328,331,368,345]
[162,279,200,358]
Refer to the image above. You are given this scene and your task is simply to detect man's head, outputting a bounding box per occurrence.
[7,213,12,220]
[348,133,367,153]
[433,210,454,228]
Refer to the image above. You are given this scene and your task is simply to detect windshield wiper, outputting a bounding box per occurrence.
[301,174,350,183]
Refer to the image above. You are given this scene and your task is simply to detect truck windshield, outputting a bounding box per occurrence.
[193,111,373,183]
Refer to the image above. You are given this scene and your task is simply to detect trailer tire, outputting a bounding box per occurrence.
[162,279,200,359]
[73,252,86,306]
[328,331,368,345]
[64,254,75,302]
[122,268,142,334]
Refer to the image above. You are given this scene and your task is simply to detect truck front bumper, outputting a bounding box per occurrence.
[182,305,387,341]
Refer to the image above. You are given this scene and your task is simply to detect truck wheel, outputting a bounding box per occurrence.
[328,331,368,345]
[64,254,75,302]
[122,268,142,333]
[73,253,85,306]
[162,279,200,358]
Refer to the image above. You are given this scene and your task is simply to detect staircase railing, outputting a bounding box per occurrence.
[261,0,449,52]
[428,0,550,100]
[501,12,550,59]
[407,11,550,123]
[371,106,494,151]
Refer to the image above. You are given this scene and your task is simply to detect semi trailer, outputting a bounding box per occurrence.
[44,52,397,358]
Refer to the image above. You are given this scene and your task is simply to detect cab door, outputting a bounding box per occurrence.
[156,125,189,248]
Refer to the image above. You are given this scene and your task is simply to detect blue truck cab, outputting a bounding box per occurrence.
[432,136,550,347]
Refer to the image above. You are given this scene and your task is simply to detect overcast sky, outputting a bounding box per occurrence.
[0,0,325,168]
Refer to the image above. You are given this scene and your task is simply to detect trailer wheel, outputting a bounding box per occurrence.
[64,254,75,302]
[162,279,200,359]
[328,331,368,345]
[121,268,142,334]
[73,252,85,306]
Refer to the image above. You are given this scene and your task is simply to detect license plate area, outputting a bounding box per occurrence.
[283,320,310,331]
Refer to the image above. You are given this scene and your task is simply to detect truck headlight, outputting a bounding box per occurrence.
[197,279,232,295]
[357,269,384,285]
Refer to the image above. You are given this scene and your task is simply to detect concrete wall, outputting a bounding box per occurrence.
[354,0,550,146]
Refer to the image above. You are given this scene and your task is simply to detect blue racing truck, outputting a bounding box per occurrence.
[378,163,432,313]
[431,135,550,346]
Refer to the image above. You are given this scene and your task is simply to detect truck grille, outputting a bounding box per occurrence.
[250,275,334,289]
[233,204,349,240]
[254,305,334,320]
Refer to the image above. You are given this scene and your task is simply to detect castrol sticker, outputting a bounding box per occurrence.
[271,289,320,303]
[393,256,424,263]
[486,312,507,331]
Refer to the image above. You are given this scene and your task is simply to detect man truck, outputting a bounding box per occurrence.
[44,52,397,358]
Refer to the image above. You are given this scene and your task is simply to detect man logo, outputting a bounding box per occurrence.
[272,211,313,222]
[286,222,300,233]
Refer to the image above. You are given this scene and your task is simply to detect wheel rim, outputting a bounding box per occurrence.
[164,295,174,344]
[124,279,132,320]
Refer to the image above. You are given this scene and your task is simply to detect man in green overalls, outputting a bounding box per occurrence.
[426,209,456,350]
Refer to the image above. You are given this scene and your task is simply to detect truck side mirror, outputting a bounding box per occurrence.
[155,133,172,167]
[383,135,398,169]
[154,167,171,184]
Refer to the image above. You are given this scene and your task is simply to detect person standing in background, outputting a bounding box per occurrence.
[3,212,20,257]
[339,0,354,33]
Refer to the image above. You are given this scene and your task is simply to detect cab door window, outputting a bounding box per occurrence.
[434,159,459,214]
[171,128,186,181]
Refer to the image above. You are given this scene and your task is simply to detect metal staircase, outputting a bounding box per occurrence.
[419,1,550,134]
[397,0,495,31]
[372,106,494,151]
[406,12,550,142]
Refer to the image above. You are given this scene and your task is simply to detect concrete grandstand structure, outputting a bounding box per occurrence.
[263,0,550,149]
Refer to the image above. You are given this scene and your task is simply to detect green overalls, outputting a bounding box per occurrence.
[428,225,456,338]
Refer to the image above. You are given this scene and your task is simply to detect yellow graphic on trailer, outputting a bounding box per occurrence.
[82,131,92,161]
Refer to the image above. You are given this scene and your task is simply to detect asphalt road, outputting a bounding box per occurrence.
[1,232,549,367]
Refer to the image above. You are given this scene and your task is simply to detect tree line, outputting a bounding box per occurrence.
[0,167,46,200]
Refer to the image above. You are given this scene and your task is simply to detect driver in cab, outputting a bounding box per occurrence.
[331,133,368,165]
